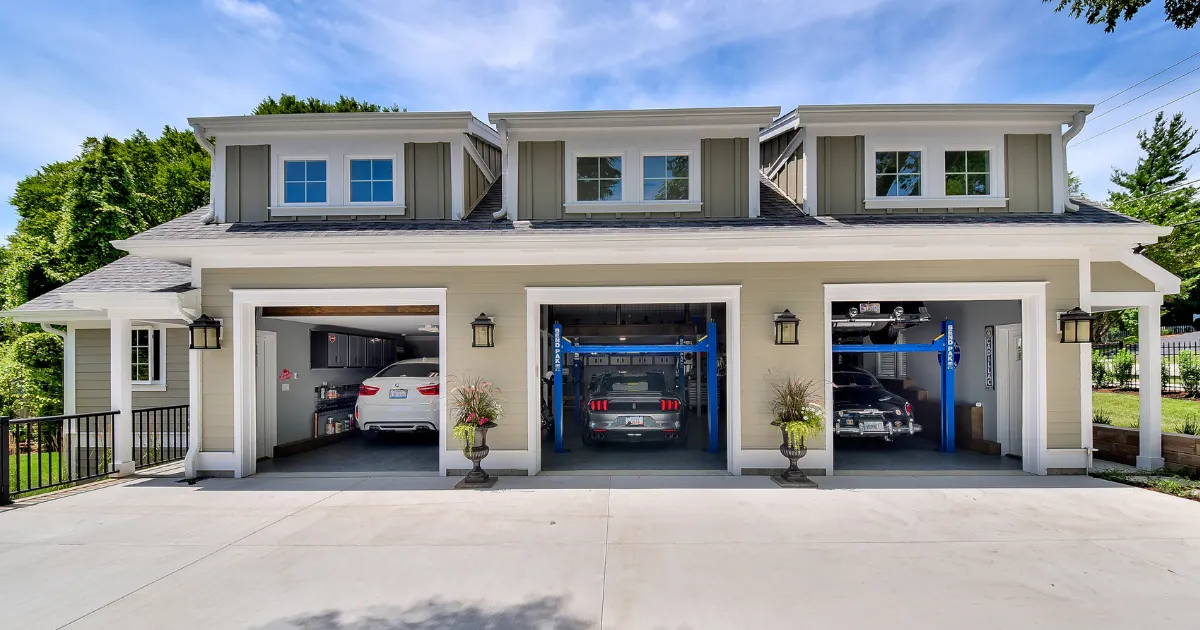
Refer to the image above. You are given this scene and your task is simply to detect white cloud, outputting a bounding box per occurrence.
[207,0,283,39]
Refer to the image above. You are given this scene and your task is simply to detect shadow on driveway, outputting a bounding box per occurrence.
[254,596,591,630]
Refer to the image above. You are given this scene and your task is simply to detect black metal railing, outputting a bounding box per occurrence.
[2,411,118,505]
[1093,340,1200,395]
[132,405,190,468]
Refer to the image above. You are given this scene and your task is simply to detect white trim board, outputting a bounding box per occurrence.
[823,282,1050,475]
[525,285,743,475]
[230,287,448,478]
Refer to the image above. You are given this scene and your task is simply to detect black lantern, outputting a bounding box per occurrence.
[188,314,222,350]
[773,310,801,345]
[1059,307,1095,344]
[471,313,495,348]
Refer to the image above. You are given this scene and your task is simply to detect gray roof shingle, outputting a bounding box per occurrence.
[12,256,193,313]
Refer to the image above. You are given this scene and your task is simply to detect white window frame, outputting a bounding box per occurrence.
[344,154,403,208]
[131,325,167,391]
[943,148,993,196]
[862,134,1007,209]
[639,150,696,205]
[871,147,925,200]
[271,152,407,218]
[278,155,330,208]
[564,148,702,214]
[571,152,626,204]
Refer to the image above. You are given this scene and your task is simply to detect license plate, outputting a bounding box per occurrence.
[389,389,408,399]
[859,302,881,314]
[624,416,645,426]
[861,421,885,432]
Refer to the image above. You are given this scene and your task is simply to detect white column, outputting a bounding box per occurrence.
[110,319,136,476]
[449,135,465,220]
[1137,304,1164,470]
[184,348,203,479]
[748,133,761,217]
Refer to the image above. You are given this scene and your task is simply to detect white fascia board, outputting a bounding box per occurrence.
[0,308,107,323]
[64,289,199,321]
[188,112,486,135]
[790,103,1094,126]
[1115,250,1182,294]
[760,108,800,142]
[466,119,501,147]
[489,107,780,130]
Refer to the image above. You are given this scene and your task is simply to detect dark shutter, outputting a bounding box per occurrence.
[152,329,162,382]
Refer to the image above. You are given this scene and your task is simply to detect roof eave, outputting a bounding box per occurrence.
[489,107,781,130]
[780,103,1094,126]
[189,111,497,142]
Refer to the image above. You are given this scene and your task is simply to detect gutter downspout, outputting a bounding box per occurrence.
[494,120,509,219]
[40,323,66,338]
[1062,111,1087,213]
[191,124,218,225]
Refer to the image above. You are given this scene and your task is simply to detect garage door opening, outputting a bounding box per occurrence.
[252,305,441,475]
[830,299,1025,473]
[539,303,728,472]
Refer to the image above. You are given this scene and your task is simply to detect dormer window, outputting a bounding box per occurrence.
[283,160,327,204]
[349,158,395,203]
[945,150,990,196]
[874,151,921,197]
[576,156,622,201]
[643,155,689,201]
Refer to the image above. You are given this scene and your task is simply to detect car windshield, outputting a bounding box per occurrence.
[833,372,881,388]
[376,363,438,378]
[601,373,668,394]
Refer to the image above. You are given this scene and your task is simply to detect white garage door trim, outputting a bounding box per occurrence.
[231,287,449,478]
[824,282,1049,475]
[526,285,742,475]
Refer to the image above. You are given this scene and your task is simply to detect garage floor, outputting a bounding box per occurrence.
[834,436,1023,472]
[255,433,438,475]
[542,407,726,472]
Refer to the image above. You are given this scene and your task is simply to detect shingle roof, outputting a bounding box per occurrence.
[12,256,193,313]
[464,176,503,222]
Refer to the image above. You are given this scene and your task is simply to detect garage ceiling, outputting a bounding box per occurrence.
[265,314,439,335]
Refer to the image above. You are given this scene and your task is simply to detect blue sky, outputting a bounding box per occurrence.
[0,0,1198,236]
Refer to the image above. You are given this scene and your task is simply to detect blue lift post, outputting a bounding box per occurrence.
[552,321,720,454]
[831,319,958,453]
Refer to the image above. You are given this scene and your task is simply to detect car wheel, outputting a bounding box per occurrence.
[868,327,899,345]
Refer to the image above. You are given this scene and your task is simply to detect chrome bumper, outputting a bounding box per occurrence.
[833,421,922,438]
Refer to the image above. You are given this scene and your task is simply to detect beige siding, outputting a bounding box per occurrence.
[761,129,803,204]
[403,142,452,220]
[464,135,501,216]
[816,136,866,215]
[74,328,190,413]
[517,141,565,220]
[700,138,749,218]
[225,145,271,223]
[200,260,1082,454]
[1092,261,1156,292]
[1005,134,1054,213]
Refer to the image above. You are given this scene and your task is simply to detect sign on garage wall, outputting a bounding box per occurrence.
[983,325,995,391]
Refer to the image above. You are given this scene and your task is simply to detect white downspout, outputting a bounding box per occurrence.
[1062,111,1087,212]
[40,323,66,338]
[493,120,509,219]
[191,123,218,225]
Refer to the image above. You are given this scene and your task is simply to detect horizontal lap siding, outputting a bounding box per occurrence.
[74,328,190,413]
[1091,261,1156,292]
[201,260,1082,454]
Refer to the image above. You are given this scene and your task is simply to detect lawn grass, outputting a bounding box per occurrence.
[1092,391,1200,434]
[6,452,64,497]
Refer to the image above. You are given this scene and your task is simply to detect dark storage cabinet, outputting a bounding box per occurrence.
[311,331,397,369]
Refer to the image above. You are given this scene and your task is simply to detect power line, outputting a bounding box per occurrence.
[1094,50,1200,108]
[1090,64,1200,121]
[1110,178,1200,206]
[1072,85,1200,146]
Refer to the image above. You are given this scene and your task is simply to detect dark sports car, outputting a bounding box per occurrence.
[831,369,920,441]
[583,371,685,445]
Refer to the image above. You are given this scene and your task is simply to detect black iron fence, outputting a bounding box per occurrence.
[1093,341,1200,395]
[2,411,118,504]
[132,405,190,468]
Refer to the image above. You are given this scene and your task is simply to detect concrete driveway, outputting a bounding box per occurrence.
[2,473,1199,630]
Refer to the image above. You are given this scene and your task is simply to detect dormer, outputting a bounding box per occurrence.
[189,112,500,222]
[488,107,780,220]
[760,104,1092,216]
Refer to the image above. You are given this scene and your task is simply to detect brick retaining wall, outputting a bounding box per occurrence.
[1093,424,1200,475]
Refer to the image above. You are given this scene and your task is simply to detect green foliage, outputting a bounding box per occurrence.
[1179,349,1200,396]
[1178,414,1200,436]
[1092,349,1109,388]
[1046,0,1200,31]
[767,373,825,447]
[253,94,405,115]
[1092,408,1113,424]
[1068,170,1083,196]
[0,332,64,417]
[449,376,502,451]
[1111,349,1137,389]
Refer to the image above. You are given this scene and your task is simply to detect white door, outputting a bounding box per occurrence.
[255,331,278,460]
[997,326,1023,457]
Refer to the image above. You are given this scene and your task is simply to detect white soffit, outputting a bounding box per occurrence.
[767,103,1095,131]
[489,106,781,130]
[189,112,500,145]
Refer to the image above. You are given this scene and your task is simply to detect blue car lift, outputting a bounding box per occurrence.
[831,320,959,453]
[552,321,720,454]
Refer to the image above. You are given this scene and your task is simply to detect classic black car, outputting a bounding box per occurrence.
[832,368,921,441]
[832,301,930,344]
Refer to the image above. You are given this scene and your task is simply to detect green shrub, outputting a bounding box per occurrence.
[1111,349,1137,389]
[1092,349,1108,388]
[1163,359,1174,392]
[1179,350,1200,397]
[0,332,64,417]
[1178,414,1200,436]
[1093,409,1113,425]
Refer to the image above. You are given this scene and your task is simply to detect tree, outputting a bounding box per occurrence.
[1110,112,1199,198]
[1068,170,1083,196]
[253,94,404,114]
[1045,0,1200,31]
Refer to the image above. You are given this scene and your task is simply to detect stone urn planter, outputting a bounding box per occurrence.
[458,420,498,489]
[772,425,816,488]
[765,373,823,489]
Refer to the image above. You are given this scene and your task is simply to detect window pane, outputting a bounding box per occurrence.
[373,159,393,180]
[644,178,666,201]
[599,179,622,201]
[897,175,921,196]
[135,365,149,382]
[349,159,371,181]
[899,151,921,174]
[306,160,326,182]
[967,151,989,173]
[876,174,897,196]
[350,181,372,203]
[373,181,393,202]
[307,182,327,203]
[945,174,966,196]
[663,178,688,200]
[599,156,621,179]
[284,182,305,203]
[284,161,306,182]
[577,157,598,179]
[967,173,989,195]
[945,151,966,174]
[578,179,599,201]
[643,156,666,179]
[875,152,897,174]
[666,156,688,178]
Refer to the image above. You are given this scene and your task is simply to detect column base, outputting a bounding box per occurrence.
[1135,456,1164,471]
[114,461,137,477]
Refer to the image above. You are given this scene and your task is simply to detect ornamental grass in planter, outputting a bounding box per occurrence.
[767,373,825,487]
[450,376,503,488]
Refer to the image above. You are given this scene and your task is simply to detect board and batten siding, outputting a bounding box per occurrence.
[199,260,1083,457]
[700,138,749,218]
[225,145,271,223]
[74,328,190,413]
[816,136,866,215]
[517,140,565,220]
[1004,134,1054,213]
[404,142,453,220]
[760,129,804,204]
[464,136,501,216]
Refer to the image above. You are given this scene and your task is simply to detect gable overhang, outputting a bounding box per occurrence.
[189,112,500,146]
[1,308,108,324]
[489,107,780,132]
[777,103,1094,128]
[63,289,201,322]
[1091,249,1182,295]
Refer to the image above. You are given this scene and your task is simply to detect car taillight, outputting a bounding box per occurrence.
[660,399,680,411]
[359,385,380,396]
[589,399,609,412]
[904,401,913,415]
[416,384,439,396]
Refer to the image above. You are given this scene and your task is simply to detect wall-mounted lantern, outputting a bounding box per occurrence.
[1059,307,1095,344]
[773,309,801,345]
[471,313,495,348]
[188,314,222,350]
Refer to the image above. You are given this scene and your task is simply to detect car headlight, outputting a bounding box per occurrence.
[894,409,902,415]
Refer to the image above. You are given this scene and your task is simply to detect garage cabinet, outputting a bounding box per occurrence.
[311,331,396,369]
